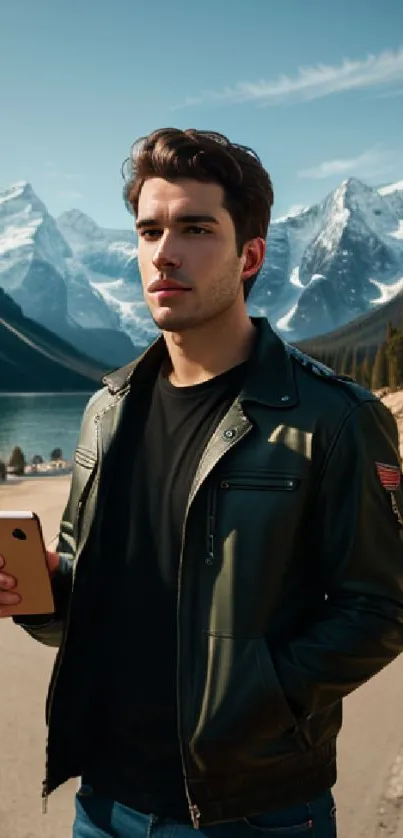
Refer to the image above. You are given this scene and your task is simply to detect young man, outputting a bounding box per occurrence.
[1,128,403,838]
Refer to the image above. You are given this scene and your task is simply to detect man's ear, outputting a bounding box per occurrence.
[242,237,266,279]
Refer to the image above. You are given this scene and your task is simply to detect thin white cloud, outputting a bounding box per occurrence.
[172,46,403,109]
[59,190,83,200]
[298,149,393,180]
[374,87,403,99]
[44,163,80,181]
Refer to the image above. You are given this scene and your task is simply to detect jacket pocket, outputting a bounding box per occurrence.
[204,473,304,638]
[191,635,302,773]
[255,638,301,739]
[206,473,300,561]
[219,475,300,492]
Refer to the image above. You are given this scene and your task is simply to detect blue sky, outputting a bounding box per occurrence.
[1,0,402,230]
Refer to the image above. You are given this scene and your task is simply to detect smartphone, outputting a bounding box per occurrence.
[0,511,55,616]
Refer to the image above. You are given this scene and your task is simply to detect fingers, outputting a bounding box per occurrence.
[0,555,21,610]
[0,589,21,605]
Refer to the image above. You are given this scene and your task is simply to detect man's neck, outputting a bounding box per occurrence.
[163,313,256,387]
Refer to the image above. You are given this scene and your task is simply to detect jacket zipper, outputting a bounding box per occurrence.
[205,483,217,566]
[42,423,100,814]
[42,606,72,812]
[176,419,252,828]
[220,476,298,491]
[205,477,297,567]
[177,508,201,829]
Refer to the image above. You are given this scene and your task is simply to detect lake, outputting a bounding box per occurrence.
[0,393,93,464]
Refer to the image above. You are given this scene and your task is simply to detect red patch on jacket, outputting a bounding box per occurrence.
[376,462,401,491]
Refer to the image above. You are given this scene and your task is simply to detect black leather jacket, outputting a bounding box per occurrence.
[17,319,403,827]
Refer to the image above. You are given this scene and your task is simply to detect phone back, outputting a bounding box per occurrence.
[0,512,55,616]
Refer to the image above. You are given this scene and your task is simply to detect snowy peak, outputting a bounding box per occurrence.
[1,174,403,354]
[248,173,403,341]
[58,209,137,257]
[0,180,72,276]
[0,180,42,208]
[0,181,48,234]
[57,209,104,248]
[379,180,403,196]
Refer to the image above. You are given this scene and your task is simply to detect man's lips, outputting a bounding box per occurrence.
[148,279,192,295]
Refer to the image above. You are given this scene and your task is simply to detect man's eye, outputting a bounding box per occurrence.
[141,230,161,240]
[185,226,210,235]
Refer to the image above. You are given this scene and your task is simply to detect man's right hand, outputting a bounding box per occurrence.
[0,551,59,618]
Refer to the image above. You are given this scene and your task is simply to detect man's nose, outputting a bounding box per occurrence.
[152,234,181,270]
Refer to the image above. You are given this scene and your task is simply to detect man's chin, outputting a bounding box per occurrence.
[151,312,196,333]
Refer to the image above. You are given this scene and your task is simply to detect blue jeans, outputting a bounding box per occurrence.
[73,786,337,837]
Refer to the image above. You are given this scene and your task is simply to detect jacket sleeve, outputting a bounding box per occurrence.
[12,389,102,648]
[273,397,403,719]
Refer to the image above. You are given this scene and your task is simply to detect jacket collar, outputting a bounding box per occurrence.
[102,317,298,409]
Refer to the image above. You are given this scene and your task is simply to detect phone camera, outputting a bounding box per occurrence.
[12,528,27,541]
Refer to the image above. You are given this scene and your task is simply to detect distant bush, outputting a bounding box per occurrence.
[32,454,44,465]
[50,447,63,460]
[8,446,26,476]
[0,460,6,481]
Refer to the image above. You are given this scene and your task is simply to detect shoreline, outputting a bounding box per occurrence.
[0,391,94,397]
[3,469,73,483]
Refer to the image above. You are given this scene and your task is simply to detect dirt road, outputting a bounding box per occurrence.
[1,476,403,837]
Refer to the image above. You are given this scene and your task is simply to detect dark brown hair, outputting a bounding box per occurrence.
[122,128,274,300]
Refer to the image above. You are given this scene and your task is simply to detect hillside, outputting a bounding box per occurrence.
[298,288,403,357]
[0,289,108,392]
[1,176,403,357]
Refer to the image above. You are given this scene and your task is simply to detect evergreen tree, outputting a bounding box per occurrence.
[8,446,26,476]
[351,348,358,382]
[342,348,353,376]
[387,332,403,391]
[371,343,388,390]
[333,348,345,374]
[360,354,372,390]
[0,460,6,481]
[386,321,397,341]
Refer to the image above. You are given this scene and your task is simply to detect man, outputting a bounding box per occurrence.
[1,128,403,838]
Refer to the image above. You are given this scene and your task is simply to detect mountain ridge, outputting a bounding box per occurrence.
[1,175,403,360]
[0,288,110,392]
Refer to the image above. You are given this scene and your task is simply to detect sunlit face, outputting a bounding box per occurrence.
[136,178,263,333]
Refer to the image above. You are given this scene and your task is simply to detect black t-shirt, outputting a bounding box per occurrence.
[85,359,248,819]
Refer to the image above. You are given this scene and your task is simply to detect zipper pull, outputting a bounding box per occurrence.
[189,803,201,829]
[42,780,48,814]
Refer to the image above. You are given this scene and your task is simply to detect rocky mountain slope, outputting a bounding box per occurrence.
[0,182,139,366]
[0,176,402,355]
[0,288,107,392]
[254,178,403,340]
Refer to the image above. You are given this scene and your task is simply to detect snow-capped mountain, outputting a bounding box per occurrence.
[1,176,403,355]
[57,209,155,346]
[249,177,403,339]
[0,182,139,366]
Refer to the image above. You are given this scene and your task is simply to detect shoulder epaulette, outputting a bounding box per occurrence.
[287,344,354,383]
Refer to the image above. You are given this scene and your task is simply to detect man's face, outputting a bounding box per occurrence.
[136,177,257,333]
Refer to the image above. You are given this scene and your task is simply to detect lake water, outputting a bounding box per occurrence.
[0,393,94,464]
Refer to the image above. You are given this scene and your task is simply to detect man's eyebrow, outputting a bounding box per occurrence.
[136,214,219,230]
